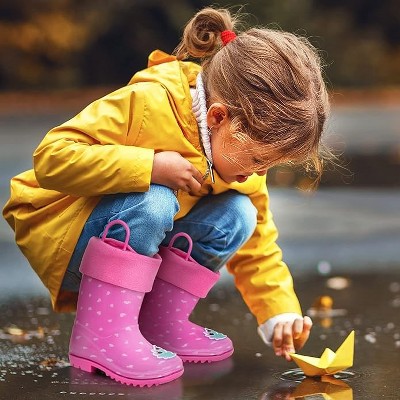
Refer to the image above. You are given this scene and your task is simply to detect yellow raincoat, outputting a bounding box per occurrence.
[3,50,301,324]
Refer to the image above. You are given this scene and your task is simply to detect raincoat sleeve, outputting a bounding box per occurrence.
[226,179,302,325]
[33,86,154,196]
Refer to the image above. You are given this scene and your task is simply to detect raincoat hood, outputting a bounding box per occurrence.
[128,50,200,142]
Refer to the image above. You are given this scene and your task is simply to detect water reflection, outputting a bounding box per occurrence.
[64,359,235,398]
[261,375,353,399]
[183,357,234,385]
[68,367,184,399]
[1,273,400,399]
[279,368,358,382]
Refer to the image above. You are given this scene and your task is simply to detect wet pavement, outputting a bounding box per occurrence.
[0,272,399,399]
[1,102,400,399]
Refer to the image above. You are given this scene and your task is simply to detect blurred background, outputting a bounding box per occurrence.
[1,0,400,187]
[0,0,399,277]
[1,0,400,90]
[0,0,399,268]
[0,0,399,273]
[0,3,399,398]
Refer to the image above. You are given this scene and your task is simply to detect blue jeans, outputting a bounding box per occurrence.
[61,184,257,292]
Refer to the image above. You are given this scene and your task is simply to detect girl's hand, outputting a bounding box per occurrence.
[272,316,313,361]
[151,151,204,193]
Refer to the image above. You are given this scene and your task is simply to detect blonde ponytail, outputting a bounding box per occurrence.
[174,7,238,60]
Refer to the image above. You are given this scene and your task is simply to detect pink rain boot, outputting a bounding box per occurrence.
[139,232,234,363]
[69,220,184,387]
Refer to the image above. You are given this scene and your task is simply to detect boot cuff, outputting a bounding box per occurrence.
[80,237,161,293]
[157,246,219,298]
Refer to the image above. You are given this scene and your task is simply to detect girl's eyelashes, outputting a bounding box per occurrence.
[252,157,272,170]
[252,157,265,165]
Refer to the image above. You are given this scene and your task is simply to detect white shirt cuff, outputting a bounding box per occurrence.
[257,313,302,346]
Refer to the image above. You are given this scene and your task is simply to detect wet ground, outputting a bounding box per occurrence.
[1,99,400,399]
[0,272,399,399]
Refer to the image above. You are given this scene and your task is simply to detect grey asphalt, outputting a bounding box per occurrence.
[0,102,400,400]
[0,107,399,292]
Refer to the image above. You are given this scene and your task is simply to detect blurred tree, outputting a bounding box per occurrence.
[0,0,399,90]
[317,0,400,45]
[0,0,118,89]
[79,0,195,86]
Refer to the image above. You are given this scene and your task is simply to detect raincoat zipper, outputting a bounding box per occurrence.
[203,158,215,183]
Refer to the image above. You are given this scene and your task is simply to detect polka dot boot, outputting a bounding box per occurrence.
[69,220,183,387]
[139,232,234,363]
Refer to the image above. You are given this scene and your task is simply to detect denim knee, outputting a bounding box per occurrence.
[223,193,258,248]
[132,185,178,231]
[165,191,258,271]
[109,185,179,256]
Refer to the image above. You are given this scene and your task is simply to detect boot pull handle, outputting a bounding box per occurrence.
[168,232,193,261]
[101,219,130,251]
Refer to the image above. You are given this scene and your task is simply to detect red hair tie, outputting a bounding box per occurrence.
[221,30,237,46]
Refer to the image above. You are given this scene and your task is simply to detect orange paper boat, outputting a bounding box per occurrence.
[290,331,355,376]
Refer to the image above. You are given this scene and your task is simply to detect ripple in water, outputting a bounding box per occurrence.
[277,368,359,382]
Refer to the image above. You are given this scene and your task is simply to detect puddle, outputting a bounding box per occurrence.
[261,376,354,400]
[277,367,359,382]
[0,273,399,399]
[270,368,359,399]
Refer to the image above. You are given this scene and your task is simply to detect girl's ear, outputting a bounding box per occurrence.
[206,103,229,128]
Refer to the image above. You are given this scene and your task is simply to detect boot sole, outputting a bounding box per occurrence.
[69,354,183,387]
[179,348,234,363]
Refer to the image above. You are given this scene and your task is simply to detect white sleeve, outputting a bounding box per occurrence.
[257,313,302,346]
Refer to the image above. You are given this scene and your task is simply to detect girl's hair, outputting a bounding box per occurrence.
[174,7,331,183]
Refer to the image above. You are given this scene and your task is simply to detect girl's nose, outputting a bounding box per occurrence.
[256,170,267,176]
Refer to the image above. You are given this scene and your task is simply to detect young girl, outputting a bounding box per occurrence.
[3,7,329,387]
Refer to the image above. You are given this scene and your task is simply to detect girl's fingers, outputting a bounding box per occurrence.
[273,322,296,360]
[272,323,284,356]
[273,317,314,360]
[293,318,304,339]
[191,166,205,184]
[184,168,204,193]
[303,316,313,330]
[282,322,295,360]
[189,175,202,191]
[293,316,313,351]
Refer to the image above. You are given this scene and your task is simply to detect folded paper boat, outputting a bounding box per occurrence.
[290,331,355,376]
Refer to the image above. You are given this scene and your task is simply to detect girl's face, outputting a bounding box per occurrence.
[210,125,269,183]
[207,102,275,184]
